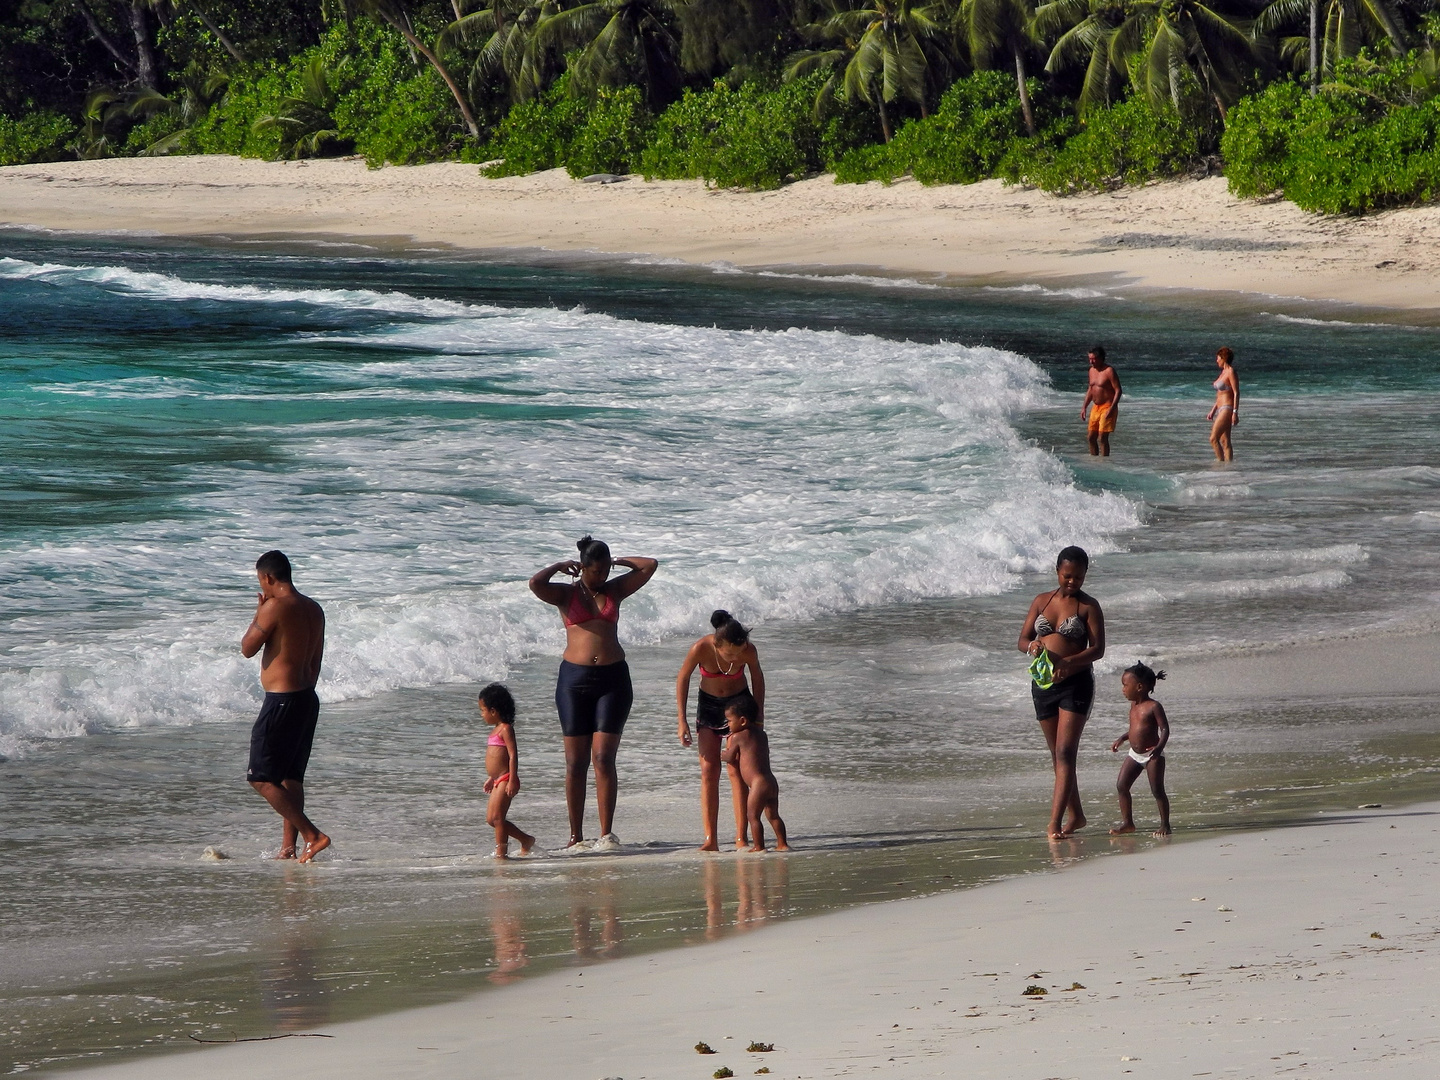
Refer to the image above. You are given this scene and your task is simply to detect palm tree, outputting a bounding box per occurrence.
[254,56,344,158]
[1255,0,1405,93]
[1035,0,1128,113]
[1110,0,1255,117]
[361,0,483,138]
[785,0,949,142]
[959,0,1040,134]
[439,0,565,104]
[532,0,683,105]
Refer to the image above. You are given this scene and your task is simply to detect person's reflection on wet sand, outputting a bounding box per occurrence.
[488,881,530,985]
[702,858,724,941]
[735,854,790,932]
[259,866,329,1031]
[571,874,624,960]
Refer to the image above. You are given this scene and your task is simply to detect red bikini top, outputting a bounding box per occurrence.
[563,586,619,627]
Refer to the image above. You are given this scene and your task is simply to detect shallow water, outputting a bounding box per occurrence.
[2,232,1439,1073]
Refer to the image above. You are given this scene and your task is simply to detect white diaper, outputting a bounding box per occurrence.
[1128,747,1161,765]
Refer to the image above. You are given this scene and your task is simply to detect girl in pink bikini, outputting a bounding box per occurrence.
[530,536,658,850]
[675,610,766,851]
[479,683,534,859]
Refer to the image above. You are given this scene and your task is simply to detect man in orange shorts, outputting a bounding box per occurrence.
[1081,345,1123,456]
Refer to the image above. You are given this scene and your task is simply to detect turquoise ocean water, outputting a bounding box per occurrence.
[3,232,1440,1072]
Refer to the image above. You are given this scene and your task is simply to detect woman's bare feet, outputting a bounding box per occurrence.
[746,843,766,853]
[494,845,510,860]
[699,838,720,852]
[1061,812,1088,836]
[1152,826,1172,838]
[518,832,536,855]
[273,847,297,860]
[1109,822,1136,835]
[297,833,331,863]
[774,840,791,852]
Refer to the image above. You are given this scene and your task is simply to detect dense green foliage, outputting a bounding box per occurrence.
[640,74,877,188]
[2,0,1440,211]
[0,109,75,165]
[1223,52,1440,212]
[832,71,1067,184]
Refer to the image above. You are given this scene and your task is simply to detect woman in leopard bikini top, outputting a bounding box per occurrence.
[1017,546,1106,840]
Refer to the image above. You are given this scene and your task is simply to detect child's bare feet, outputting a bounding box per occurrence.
[297,833,331,863]
[1109,822,1136,835]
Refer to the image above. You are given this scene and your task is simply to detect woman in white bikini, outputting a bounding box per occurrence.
[1207,346,1239,462]
[1018,546,1107,840]
[675,610,765,852]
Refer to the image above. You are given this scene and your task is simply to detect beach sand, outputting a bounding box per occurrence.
[4,156,1440,310]
[54,801,1440,1079]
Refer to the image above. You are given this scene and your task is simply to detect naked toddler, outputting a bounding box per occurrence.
[720,696,789,852]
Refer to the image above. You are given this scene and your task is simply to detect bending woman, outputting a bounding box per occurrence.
[1208,346,1239,462]
[675,610,766,852]
[530,536,658,850]
[1017,546,1106,840]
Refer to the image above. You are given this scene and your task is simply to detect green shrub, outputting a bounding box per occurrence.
[1221,80,1306,199]
[1282,95,1440,213]
[325,21,468,166]
[640,75,872,189]
[0,111,77,165]
[1223,56,1440,213]
[187,65,289,157]
[1014,95,1205,194]
[566,86,650,177]
[833,72,1069,186]
[481,79,587,176]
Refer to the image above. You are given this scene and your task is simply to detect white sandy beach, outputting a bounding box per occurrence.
[4,156,1440,310]
[55,802,1440,1080]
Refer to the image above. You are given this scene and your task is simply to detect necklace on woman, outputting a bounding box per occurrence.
[712,650,737,676]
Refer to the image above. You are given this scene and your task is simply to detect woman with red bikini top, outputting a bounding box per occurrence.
[675,609,766,852]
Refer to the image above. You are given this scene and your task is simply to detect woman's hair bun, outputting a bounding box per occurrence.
[710,609,732,629]
[577,534,594,554]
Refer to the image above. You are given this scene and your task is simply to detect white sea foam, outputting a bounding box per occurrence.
[1109,569,1351,610]
[0,257,1141,755]
[981,283,1116,300]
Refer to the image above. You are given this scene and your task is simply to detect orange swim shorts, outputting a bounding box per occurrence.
[1087,404,1116,434]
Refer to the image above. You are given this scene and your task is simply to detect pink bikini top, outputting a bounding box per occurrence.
[699,662,744,680]
[488,727,507,747]
[562,586,619,627]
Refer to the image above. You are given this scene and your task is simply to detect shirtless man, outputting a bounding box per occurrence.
[1080,345,1123,457]
[241,550,330,862]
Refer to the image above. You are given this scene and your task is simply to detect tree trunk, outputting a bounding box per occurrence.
[1309,0,1319,95]
[127,1,159,87]
[1014,42,1035,136]
[878,96,891,143]
[75,0,138,75]
[193,6,248,64]
[379,12,482,139]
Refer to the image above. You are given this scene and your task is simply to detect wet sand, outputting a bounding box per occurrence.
[54,801,1440,1079]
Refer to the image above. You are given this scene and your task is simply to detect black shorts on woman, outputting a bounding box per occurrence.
[695,687,756,735]
[556,659,634,737]
[1032,668,1094,722]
